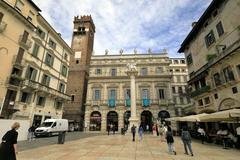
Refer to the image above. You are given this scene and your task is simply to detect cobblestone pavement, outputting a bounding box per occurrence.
[18,132,105,151]
[18,134,240,160]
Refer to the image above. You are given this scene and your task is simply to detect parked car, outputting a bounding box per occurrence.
[35,119,68,137]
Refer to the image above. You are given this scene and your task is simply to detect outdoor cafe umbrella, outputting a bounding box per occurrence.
[178,113,208,122]
[165,113,208,122]
[199,109,240,122]
[165,117,181,122]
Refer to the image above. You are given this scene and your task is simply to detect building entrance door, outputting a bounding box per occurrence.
[158,110,170,123]
[107,111,118,131]
[141,111,153,131]
[90,111,101,131]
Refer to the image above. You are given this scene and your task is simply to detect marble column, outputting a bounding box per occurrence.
[126,63,139,129]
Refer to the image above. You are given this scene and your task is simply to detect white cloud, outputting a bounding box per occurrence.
[33,0,211,57]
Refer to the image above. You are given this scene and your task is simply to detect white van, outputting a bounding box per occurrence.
[35,119,68,137]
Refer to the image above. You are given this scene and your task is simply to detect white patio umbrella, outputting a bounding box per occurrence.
[199,109,240,122]
[165,117,181,122]
[178,113,208,122]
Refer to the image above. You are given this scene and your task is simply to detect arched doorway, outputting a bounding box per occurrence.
[90,111,101,131]
[158,110,170,123]
[107,111,118,131]
[123,111,131,129]
[141,110,153,131]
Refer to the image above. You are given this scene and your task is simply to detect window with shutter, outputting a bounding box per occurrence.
[216,21,224,37]
[37,96,46,106]
[45,53,54,67]
[22,30,29,43]
[15,0,24,12]
[42,74,50,86]
[31,69,37,81]
[16,47,24,64]
[205,30,216,47]
[32,43,40,57]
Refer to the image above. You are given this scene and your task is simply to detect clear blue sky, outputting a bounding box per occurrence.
[33,0,212,57]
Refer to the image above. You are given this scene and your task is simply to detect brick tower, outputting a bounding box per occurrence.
[63,15,95,130]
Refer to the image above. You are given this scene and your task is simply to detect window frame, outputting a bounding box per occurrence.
[36,96,46,106]
[15,0,24,12]
[158,89,165,99]
[45,53,54,67]
[205,30,216,47]
[216,21,224,37]
[140,68,148,76]
[94,89,101,100]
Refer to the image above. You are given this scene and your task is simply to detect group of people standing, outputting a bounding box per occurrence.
[107,124,116,135]
[130,124,194,156]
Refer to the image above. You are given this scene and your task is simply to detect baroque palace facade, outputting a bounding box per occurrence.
[84,51,192,132]
[0,0,73,126]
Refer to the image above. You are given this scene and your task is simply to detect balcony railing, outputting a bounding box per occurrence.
[21,80,71,100]
[18,35,32,50]
[142,99,150,107]
[9,74,23,86]
[12,55,25,68]
[158,99,169,105]
[0,21,7,33]
[125,99,131,107]
[108,99,116,108]
[190,85,210,97]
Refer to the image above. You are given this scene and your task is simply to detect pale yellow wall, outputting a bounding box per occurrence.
[0,0,72,122]
[185,0,240,74]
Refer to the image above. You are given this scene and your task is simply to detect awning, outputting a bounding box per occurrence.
[165,113,208,122]
[165,117,181,122]
[199,109,240,122]
[178,113,208,122]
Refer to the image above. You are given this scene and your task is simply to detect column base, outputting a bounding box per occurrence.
[129,117,139,130]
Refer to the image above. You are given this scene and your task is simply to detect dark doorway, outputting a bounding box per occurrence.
[141,110,153,131]
[107,111,118,131]
[33,115,42,127]
[90,111,101,131]
[123,111,131,129]
[158,110,170,123]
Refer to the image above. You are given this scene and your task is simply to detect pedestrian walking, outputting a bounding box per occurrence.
[138,125,143,141]
[146,124,149,133]
[152,124,156,136]
[197,126,206,144]
[0,122,20,160]
[181,126,194,156]
[156,124,159,136]
[131,125,136,141]
[28,125,35,142]
[165,126,176,155]
[107,124,111,135]
[161,125,168,142]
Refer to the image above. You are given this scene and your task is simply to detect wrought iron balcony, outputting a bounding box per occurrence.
[190,85,210,97]
[18,35,32,50]
[158,99,169,105]
[21,80,71,101]
[0,21,7,33]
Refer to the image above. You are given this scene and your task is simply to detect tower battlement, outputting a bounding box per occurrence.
[74,15,95,31]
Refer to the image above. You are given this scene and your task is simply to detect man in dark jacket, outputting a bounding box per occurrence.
[181,126,194,156]
[131,125,136,141]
